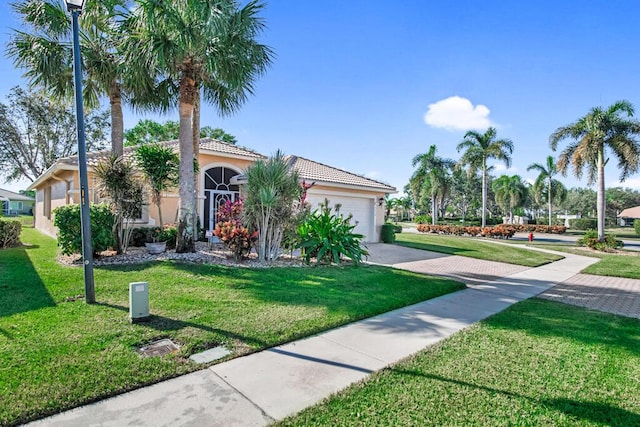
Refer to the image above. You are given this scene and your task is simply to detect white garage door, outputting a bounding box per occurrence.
[306,193,374,242]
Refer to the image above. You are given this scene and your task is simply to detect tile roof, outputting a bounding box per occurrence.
[285,155,395,191]
[618,206,640,218]
[56,138,263,168]
[32,139,395,193]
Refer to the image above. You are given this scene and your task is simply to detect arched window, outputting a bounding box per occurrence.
[203,166,240,231]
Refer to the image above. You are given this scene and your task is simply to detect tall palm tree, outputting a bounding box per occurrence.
[7,0,127,157]
[550,100,640,241]
[124,0,273,252]
[411,145,454,224]
[492,175,527,224]
[457,127,514,227]
[527,155,567,226]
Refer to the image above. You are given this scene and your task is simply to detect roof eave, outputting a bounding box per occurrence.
[27,163,78,190]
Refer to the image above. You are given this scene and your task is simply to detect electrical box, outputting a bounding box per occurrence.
[129,281,149,323]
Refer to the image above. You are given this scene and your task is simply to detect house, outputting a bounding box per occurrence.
[617,206,640,227]
[27,139,396,242]
[0,188,35,216]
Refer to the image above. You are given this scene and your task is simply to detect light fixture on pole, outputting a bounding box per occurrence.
[66,0,95,303]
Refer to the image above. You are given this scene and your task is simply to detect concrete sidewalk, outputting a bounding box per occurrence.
[27,246,598,427]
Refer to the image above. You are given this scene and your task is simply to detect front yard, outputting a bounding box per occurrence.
[0,228,464,426]
[279,298,640,426]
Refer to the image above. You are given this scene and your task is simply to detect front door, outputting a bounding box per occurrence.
[203,166,240,231]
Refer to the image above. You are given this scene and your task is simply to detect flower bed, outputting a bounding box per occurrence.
[416,224,566,238]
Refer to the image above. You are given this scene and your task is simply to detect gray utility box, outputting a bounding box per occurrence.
[129,281,150,323]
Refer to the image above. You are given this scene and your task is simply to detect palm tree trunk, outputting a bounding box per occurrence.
[481,162,487,228]
[109,80,123,158]
[176,69,197,253]
[597,149,606,242]
[192,87,201,238]
[431,195,437,225]
[548,176,552,226]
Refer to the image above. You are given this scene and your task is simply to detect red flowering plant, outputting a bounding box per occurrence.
[213,199,258,261]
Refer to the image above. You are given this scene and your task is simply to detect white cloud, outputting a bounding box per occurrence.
[613,177,640,190]
[492,163,518,174]
[424,96,493,131]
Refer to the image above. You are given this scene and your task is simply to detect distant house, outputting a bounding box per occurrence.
[617,206,640,226]
[0,188,35,216]
[27,139,396,241]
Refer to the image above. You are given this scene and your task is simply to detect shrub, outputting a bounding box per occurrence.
[213,199,257,260]
[0,220,21,248]
[635,219,640,236]
[128,226,178,249]
[381,223,396,243]
[577,229,623,251]
[393,224,402,233]
[569,218,597,230]
[53,204,115,255]
[414,214,431,224]
[297,200,368,265]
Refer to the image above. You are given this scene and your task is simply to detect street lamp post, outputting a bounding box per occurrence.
[66,0,95,303]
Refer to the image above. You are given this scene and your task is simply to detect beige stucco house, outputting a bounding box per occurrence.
[27,139,395,242]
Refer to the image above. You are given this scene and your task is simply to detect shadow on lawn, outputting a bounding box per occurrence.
[0,244,55,318]
[392,369,640,426]
[491,299,640,356]
[96,302,269,348]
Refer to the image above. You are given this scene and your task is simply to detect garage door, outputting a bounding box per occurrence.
[306,193,374,242]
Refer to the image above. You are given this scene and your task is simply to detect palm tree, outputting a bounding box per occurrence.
[411,145,455,225]
[492,175,527,224]
[527,155,567,226]
[550,100,640,241]
[123,0,273,252]
[457,127,514,227]
[8,0,127,157]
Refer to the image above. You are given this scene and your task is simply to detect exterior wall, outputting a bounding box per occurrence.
[34,177,72,238]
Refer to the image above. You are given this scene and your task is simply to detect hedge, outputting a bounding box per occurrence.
[417,224,566,239]
[569,218,597,230]
[53,204,115,255]
[380,223,396,243]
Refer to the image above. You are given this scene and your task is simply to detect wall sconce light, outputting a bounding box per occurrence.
[378,197,384,207]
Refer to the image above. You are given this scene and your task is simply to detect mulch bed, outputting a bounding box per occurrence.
[58,241,306,268]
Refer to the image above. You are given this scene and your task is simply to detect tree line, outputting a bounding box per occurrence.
[405,101,640,241]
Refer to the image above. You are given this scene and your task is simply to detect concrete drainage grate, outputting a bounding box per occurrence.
[137,339,180,357]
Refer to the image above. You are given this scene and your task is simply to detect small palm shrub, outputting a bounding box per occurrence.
[297,200,368,265]
[53,204,115,255]
[577,229,623,251]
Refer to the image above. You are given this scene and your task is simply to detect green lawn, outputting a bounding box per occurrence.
[279,299,640,426]
[0,228,464,426]
[395,233,563,267]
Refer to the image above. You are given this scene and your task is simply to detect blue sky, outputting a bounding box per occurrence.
[2,0,640,195]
